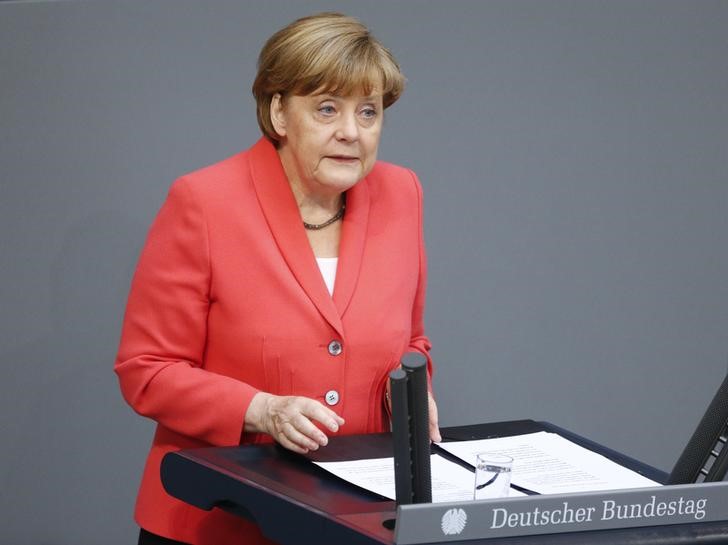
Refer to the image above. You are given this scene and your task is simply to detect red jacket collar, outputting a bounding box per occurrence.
[248,137,370,337]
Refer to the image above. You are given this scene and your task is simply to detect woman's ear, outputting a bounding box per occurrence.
[270,93,287,138]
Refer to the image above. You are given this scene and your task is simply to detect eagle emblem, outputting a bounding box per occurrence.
[441,508,468,535]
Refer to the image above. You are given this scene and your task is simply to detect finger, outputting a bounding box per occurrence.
[428,394,442,443]
[281,420,323,451]
[297,398,345,432]
[275,430,311,454]
[290,412,331,447]
[267,398,323,451]
[429,422,442,443]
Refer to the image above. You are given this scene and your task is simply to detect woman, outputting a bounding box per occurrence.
[115,12,439,545]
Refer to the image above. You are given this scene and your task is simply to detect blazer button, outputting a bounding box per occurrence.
[327,340,343,356]
[325,390,340,406]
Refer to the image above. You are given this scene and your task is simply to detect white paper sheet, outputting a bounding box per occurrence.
[437,431,661,494]
[313,454,526,503]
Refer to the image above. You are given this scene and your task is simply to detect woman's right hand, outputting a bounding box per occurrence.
[244,392,345,454]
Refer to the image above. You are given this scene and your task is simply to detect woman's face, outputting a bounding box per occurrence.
[271,90,384,197]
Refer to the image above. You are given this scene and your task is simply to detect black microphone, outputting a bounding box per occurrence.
[390,368,413,505]
[390,352,432,505]
[668,372,728,484]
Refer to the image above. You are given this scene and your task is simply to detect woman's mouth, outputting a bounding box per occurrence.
[327,155,358,163]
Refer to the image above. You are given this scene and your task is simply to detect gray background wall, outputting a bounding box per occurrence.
[1,0,727,543]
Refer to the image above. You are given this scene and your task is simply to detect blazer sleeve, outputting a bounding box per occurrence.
[406,170,435,386]
[114,178,258,446]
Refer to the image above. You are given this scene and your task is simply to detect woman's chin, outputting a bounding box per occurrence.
[317,171,366,192]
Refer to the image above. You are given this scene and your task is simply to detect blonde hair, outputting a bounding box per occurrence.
[252,12,405,143]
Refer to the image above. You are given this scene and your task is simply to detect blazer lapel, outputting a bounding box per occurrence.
[248,138,344,337]
[333,177,369,318]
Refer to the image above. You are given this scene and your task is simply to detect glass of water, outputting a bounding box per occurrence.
[474,452,513,500]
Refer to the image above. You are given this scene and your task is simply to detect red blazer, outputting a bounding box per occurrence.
[115,137,433,545]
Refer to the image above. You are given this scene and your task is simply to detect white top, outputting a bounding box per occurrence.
[316,257,338,296]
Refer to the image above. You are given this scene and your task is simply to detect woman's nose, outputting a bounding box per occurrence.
[335,112,359,141]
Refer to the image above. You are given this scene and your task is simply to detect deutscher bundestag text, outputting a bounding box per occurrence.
[491,496,707,529]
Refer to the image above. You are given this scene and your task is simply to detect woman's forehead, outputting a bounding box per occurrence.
[305,86,384,100]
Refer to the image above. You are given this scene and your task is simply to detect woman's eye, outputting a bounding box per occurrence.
[360,107,378,119]
[318,105,336,115]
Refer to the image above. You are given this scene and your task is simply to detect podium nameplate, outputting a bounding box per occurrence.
[395,481,728,544]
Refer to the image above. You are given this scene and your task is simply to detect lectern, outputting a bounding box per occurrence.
[160,420,728,544]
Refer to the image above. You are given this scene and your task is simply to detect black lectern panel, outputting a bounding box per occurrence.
[161,421,728,545]
[162,441,393,545]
